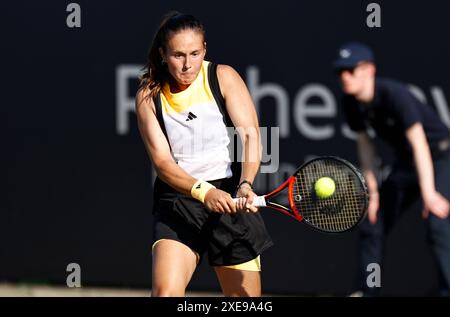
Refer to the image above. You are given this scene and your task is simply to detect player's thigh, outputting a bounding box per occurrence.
[152,239,198,296]
[214,266,261,297]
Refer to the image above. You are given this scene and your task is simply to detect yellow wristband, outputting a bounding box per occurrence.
[191,180,216,203]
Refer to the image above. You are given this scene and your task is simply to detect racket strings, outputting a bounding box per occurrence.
[293,158,367,232]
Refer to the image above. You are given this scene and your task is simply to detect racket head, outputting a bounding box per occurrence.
[290,156,369,233]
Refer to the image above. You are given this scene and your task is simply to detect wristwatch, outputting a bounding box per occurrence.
[237,180,253,190]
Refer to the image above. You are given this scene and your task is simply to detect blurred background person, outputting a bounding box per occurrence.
[334,42,450,297]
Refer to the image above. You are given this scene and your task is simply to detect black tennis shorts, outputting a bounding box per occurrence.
[152,177,274,266]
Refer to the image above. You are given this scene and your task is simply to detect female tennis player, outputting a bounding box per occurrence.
[136,12,273,297]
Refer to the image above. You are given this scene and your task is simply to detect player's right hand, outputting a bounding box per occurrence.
[204,188,237,214]
[235,185,258,213]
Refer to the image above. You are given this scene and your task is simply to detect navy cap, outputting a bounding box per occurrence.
[333,42,375,69]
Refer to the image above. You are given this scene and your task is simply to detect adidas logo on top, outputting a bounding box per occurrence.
[185,112,197,121]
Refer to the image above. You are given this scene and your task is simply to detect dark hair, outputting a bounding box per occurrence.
[139,11,206,98]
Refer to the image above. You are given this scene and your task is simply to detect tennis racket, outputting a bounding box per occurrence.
[234,156,368,233]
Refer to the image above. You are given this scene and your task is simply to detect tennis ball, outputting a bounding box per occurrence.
[314,177,336,199]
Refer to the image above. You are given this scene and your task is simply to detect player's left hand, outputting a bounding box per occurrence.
[422,190,450,219]
[235,185,259,213]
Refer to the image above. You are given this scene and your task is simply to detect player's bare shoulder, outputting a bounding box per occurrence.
[216,63,237,76]
[135,87,156,120]
[216,64,241,81]
[216,64,246,95]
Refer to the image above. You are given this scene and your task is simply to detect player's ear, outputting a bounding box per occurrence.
[203,41,207,54]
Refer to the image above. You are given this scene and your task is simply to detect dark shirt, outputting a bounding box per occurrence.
[342,77,450,159]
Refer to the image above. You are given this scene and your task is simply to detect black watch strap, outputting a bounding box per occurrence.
[237,180,253,190]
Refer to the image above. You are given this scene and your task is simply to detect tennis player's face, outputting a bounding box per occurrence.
[162,29,206,90]
[339,64,371,95]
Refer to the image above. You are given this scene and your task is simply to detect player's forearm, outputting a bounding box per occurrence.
[240,161,260,185]
[239,127,262,184]
[138,131,197,195]
[153,159,197,195]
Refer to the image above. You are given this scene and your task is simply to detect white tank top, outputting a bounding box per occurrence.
[160,61,232,181]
